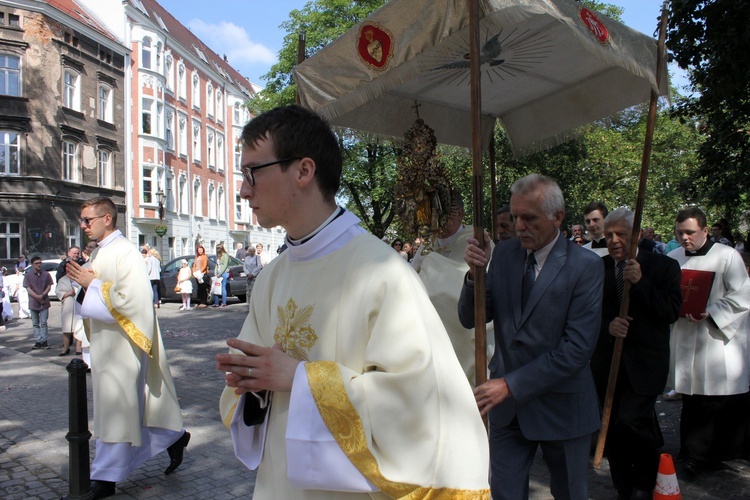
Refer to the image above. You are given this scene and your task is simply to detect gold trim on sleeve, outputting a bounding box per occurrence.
[305,361,489,499]
[222,398,239,429]
[101,282,153,356]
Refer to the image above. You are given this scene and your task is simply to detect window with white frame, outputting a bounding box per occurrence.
[216,90,223,122]
[235,193,243,221]
[155,42,162,72]
[98,83,113,122]
[193,178,202,216]
[178,113,187,155]
[156,103,164,139]
[63,69,80,110]
[192,73,200,108]
[142,98,153,134]
[0,131,20,175]
[166,171,174,212]
[0,221,22,261]
[208,182,215,219]
[62,139,79,181]
[233,102,240,123]
[234,130,242,170]
[192,121,201,162]
[166,169,177,212]
[216,134,224,171]
[165,109,174,150]
[165,54,174,92]
[142,166,155,204]
[177,62,186,99]
[142,37,152,69]
[207,129,215,167]
[178,174,187,214]
[0,54,20,97]
[2,13,21,28]
[98,149,113,188]
[206,82,214,117]
[66,225,78,250]
[218,185,225,221]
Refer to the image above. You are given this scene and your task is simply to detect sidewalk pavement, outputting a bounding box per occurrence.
[2,300,749,499]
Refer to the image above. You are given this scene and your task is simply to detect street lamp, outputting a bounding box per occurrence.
[155,188,165,220]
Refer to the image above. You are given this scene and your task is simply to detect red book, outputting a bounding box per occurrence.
[679,269,715,318]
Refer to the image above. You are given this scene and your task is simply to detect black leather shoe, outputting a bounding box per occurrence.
[89,480,116,499]
[683,457,700,478]
[164,430,190,475]
[630,489,652,500]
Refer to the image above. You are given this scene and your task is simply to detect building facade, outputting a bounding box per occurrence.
[81,0,285,262]
[0,0,127,268]
[0,0,286,270]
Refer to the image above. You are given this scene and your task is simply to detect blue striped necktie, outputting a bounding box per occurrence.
[522,252,536,309]
[616,260,626,303]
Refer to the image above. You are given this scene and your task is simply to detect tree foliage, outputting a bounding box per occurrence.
[667,0,750,228]
[249,0,706,240]
[249,0,397,237]
[250,0,388,113]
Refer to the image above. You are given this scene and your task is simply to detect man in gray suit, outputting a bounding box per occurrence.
[459,174,604,500]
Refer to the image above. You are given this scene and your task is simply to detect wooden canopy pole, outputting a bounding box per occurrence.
[468,0,487,391]
[593,2,669,469]
[489,138,498,243]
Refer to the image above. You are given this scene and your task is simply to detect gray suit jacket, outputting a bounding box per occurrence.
[459,234,604,441]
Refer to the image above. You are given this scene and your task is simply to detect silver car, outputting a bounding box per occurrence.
[159,254,247,302]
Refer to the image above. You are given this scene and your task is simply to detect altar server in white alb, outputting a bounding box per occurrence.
[667,207,750,477]
[66,197,190,499]
[216,105,490,499]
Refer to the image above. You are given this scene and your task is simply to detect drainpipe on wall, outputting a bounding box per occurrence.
[123,18,134,242]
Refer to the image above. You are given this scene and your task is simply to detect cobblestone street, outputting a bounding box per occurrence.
[1,299,749,499]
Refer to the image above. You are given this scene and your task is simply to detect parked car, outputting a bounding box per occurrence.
[159,254,247,302]
[23,259,62,300]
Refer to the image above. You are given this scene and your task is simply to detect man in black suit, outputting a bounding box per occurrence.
[460,174,604,500]
[590,208,682,500]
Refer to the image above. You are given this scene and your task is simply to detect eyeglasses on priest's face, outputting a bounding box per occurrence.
[241,157,300,186]
[79,215,106,227]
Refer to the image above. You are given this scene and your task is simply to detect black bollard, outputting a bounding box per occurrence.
[64,358,93,500]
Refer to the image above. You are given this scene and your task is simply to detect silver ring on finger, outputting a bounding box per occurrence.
[247,367,253,377]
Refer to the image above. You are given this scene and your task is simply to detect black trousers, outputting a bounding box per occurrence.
[600,372,662,495]
[681,392,750,462]
[196,281,210,305]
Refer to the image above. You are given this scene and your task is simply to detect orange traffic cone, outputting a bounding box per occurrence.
[653,453,682,499]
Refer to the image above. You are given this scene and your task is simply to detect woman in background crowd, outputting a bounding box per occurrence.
[212,244,230,308]
[192,245,210,309]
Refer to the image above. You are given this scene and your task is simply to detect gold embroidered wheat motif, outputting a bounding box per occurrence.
[274,298,317,361]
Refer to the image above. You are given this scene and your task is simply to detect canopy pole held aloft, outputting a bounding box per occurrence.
[593,2,669,469]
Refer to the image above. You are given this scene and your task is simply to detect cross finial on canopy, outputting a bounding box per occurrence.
[411,100,421,118]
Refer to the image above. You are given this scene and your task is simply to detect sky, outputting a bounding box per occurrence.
[156,0,687,91]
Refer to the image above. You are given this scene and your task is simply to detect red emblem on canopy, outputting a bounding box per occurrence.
[579,7,610,45]
[357,22,394,70]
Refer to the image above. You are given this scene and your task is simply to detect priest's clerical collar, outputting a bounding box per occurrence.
[591,237,607,248]
[287,206,346,246]
[685,239,714,257]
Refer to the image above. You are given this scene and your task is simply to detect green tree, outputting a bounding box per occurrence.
[250,0,398,237]
[250,0,388,113]
[667,0,750,228]
[339,133,399,237]
[252,0,699,240]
